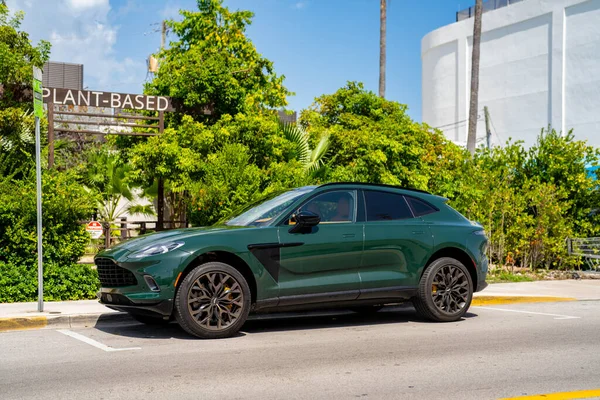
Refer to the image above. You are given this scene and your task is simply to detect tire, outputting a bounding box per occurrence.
[350,305,384,314]
[130,314,171,325]
[412,257,473,322]
[174,262,251,339]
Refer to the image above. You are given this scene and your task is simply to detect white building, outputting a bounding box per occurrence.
[421,0,600,148]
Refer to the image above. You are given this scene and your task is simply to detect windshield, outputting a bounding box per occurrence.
[224,186,315,227]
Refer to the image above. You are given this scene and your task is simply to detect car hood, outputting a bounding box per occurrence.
[97,225,249,259]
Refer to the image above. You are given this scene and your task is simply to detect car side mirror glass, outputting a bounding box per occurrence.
[288,211,320,233]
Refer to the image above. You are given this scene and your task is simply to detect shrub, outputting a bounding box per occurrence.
[0,170,96,267]
[0,261,99,303]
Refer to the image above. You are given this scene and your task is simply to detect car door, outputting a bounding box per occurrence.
[358,190,434,299]
[276,189,363,302]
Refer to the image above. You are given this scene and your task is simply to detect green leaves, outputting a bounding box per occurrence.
[146,0,290,121]
[280,121,331,173]
[83,149,155,223]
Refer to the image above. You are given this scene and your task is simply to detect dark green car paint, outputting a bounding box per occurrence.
[96,183,488,318]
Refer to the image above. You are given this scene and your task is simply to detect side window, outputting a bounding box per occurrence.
[364,191,413,221]
[299,190,356,223]
[406,196,438,217]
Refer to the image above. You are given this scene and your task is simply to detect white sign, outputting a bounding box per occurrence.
[42,88,173,112]
[86,221,103,239]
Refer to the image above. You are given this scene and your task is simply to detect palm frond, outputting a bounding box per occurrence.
[127,204,156,217]
[280,122,310,164]
[306,133,331,173]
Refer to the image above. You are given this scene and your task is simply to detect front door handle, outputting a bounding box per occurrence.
[412,230,425,235]
[342,233,356,238]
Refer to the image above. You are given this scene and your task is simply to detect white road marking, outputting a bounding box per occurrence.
[57,329,141,352]
[473,306,581,320]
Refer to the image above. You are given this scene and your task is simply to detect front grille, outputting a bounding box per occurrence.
[95,258,137,287]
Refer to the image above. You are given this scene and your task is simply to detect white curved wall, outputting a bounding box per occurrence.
[422,0,600,148]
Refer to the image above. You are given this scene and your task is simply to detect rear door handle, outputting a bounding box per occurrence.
[412,230,425,235]
[342,233,356,238]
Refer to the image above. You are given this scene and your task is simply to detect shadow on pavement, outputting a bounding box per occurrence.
[93,304,478,340]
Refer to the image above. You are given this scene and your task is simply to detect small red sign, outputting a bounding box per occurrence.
[86,221,103,239]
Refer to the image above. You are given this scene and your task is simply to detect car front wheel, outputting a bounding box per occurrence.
[174,262,251,339]
[413,257,473,322]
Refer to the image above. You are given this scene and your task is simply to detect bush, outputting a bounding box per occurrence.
[0,261,99,303]
[446,130,600,270]
[0,170,96,267]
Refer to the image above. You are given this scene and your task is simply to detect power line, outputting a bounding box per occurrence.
[488,112,503,144]
[433,110,484,129]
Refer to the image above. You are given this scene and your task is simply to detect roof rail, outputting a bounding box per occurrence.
[318,182,432,195]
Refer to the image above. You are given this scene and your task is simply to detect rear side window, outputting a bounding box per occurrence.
[406,196,438,217]
[364,191,413,221]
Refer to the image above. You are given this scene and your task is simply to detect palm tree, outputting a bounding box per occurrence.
[379,0,386,98]
[0,110,35,177]
[280,122,331,174]
[83,151,155,224]
[467,0,483,154]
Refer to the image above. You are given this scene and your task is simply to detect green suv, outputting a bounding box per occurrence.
[96,183,488,339]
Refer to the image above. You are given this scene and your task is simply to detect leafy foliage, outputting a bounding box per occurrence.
[0,3,50,108]
[83,149,154,223]
[0,261,99,303]
[0,171,96,267]
[146,0,291,122]
[280,122,331,174]
[447,130,600,270]
[300,82,465,189]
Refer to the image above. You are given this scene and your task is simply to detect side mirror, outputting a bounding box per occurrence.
[289,211,320,233]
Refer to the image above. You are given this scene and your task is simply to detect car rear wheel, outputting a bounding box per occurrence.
[413,257,473,322]
[174,262,251,339]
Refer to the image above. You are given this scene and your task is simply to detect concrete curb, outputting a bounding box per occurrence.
[0,312,134,333]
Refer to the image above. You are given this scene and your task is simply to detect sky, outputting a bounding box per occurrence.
[6,0,470,121]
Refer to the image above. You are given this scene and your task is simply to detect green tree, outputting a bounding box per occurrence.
[146,0,291,123]
[83,150,155,224]
[0,3,50,109]
[300,82,465,189]
[0,3,50,176]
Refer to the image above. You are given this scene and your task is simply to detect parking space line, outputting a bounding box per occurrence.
[57,329,141,352]
[473,306,580,320]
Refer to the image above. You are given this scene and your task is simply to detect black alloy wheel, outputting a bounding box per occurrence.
[413,257,473,322]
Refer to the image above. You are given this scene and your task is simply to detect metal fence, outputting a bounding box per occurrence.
[456,0,527,22]
[566,237,600,271]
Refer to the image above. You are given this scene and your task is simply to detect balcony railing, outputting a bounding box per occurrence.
[456,0,527,22]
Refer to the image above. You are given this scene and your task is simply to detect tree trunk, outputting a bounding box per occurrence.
[157,177,164,231]
[379,0,386,98]
[467,0,483,154]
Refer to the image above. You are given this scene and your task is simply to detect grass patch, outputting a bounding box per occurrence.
[487,271,535,283]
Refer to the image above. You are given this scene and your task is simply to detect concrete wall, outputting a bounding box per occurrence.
[422,0,600,148]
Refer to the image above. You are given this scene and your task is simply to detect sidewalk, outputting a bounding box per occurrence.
[476,279,600,301]
[0,299,128,332]
[2,280,600,333]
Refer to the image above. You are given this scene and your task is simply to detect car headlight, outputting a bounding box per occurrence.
[130,241,185,259]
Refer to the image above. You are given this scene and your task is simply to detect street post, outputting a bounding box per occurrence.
[33,66,44,312]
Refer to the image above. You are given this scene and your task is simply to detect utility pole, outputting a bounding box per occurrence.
[484,106,491,149]
[156,20,167,231]
[467,0,483,154]
[379,0,386,98]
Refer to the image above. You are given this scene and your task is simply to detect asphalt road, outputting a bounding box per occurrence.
[1,301,600,400]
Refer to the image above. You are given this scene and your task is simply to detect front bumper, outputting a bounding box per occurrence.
[98,290,174,318]
[94,248,190,318]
